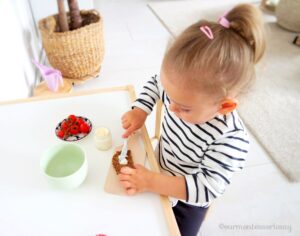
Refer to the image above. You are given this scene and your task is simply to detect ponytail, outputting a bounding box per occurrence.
[227,4,266,63]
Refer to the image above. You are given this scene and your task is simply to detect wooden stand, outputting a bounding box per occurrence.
[33,78,73,97]
[63,67,100,85]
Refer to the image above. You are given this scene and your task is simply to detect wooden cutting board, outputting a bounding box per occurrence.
[104,131,147,195]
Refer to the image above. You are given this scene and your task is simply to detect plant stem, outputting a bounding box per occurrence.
[67,0,82,30]
[57,0,69,32]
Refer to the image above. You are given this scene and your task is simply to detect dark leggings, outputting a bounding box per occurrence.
[172,201,209,236]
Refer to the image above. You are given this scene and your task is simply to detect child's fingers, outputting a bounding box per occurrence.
[121,116,129,123]
[122,126,136,138]
[121,110,132,121]
[120,167,136,175]
[122,132,130,139]
[120,180,132,189]
[119,173,131,181]
[134,164,144,169]
[121,113,128,121]
[126,188,137,195]
[121,118,129,127]
[122,122,131,130]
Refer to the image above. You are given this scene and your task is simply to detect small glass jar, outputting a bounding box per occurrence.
[94,127,112,151]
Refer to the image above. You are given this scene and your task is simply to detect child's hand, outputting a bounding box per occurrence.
[118,164,153,195]
[121,107,148,138]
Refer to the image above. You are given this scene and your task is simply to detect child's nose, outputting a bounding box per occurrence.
[169,103,179,113]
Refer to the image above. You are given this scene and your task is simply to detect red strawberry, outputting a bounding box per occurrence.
[57,130,65,139]
[70,125,79,135]
[61,121,68,130]
[80,123,90,133]
[76,117,85,125]
[68,114,77,122]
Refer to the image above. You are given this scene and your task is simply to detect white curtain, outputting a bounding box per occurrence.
[0,0,41,101]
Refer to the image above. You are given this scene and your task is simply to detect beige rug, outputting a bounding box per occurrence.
[148,1,300,182]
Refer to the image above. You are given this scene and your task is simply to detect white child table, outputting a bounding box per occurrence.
[0,86,180,236]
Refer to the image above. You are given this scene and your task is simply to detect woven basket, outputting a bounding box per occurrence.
[38,10,104,80]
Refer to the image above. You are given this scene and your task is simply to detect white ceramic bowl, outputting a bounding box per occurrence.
[41,143,87,189]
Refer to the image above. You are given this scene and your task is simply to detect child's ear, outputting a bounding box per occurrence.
[218,99,239,115]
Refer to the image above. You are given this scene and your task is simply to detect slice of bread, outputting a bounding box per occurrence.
[112,150,134,174]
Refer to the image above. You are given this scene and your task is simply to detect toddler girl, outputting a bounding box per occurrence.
[119,4,266,236]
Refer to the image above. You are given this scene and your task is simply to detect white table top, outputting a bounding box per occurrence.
[0,88,172,236]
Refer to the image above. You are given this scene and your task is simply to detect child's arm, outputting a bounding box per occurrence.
[119,129,249,205]
[122,75,161,138]
[131,74,161,115]
[119,164,187,200]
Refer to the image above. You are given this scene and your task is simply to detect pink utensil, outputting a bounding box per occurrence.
[33,60,63,92]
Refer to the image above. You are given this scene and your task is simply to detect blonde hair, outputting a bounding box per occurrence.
[162,4,266,99]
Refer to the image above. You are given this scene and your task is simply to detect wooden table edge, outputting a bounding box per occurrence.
[0,85,131,106]
[127,86,181,236]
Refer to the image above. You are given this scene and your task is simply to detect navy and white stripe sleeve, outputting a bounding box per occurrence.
[184,130,249,205]
[132,75,161,114]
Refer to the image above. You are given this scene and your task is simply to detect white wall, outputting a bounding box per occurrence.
[0,0,40,101]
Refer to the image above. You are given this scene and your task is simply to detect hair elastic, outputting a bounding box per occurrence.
[218,12,230,28]
[200,26,214,40]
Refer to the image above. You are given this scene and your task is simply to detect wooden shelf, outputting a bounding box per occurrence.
[33,78,73,96]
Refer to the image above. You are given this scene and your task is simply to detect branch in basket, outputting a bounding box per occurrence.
[57,0,69,32]
[68,0,82,30]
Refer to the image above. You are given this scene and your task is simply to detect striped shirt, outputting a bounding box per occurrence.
[132,75,249,207]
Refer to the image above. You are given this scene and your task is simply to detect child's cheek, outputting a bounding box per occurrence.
[180,114,194,124]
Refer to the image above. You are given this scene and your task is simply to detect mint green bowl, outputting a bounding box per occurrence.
[41,143,87,189]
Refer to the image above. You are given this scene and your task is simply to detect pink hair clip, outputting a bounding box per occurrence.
[218,12,230,28]
[200,26,214,40]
